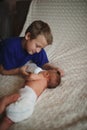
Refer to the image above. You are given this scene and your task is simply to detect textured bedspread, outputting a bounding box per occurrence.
[0,0,87,130]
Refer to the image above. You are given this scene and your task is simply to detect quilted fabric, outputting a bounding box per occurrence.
[0,0,87,130]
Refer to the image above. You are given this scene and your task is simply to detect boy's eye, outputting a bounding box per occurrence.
[36,45,39,47]
[36,44,42,48]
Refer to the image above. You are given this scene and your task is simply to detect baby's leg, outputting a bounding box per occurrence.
[0,93,20,114]
[0,116,13,130]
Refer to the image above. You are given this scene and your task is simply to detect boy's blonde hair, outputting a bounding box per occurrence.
[25,20,53,45]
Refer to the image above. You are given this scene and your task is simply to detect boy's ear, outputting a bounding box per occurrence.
[25,32,31,40]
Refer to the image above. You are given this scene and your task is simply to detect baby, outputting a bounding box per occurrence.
[0,65,61,130]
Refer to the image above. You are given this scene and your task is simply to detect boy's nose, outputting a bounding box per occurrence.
[36,48,41,53]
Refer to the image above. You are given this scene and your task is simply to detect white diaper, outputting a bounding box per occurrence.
[25,61,43,74]
[6,86,37,122]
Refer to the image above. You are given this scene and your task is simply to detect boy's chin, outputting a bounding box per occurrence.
[28,51,34,55]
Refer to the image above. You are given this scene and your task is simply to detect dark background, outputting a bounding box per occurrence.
[0,0,32,39]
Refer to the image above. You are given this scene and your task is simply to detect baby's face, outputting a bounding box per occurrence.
[48,70,58,78]
[47,70,61,88]
[40,70,57,80]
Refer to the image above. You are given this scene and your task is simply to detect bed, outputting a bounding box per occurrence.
[0,0,87,130]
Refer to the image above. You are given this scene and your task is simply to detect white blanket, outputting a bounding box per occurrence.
[0,0,87,130]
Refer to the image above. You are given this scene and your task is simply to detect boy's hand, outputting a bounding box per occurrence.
[55,67,64,77]
[19,66,29,76]
[43,63,64,77]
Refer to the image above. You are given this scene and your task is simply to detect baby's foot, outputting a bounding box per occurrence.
[0,93,20,114]
[0,116,14,130]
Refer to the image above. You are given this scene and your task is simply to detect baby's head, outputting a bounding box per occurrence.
[41,69,61,89]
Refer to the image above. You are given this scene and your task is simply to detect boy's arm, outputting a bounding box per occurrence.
[42,63,64,77]
[0,65,29,76]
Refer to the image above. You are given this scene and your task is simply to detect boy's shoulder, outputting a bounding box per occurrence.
[3,37,23,48]
[4,37,22,43]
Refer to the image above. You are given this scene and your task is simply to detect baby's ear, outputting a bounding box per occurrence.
[45,71,49,78]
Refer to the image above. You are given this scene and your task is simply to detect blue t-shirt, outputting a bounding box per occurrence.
[0,37,49,70]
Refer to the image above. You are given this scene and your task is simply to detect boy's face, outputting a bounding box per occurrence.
[25,34,48,55]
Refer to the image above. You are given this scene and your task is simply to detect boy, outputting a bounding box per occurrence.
[0,69,61,130]
[0,20,64,76]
